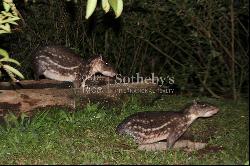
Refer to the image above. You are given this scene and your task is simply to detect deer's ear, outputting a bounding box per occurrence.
[99,55,103,60]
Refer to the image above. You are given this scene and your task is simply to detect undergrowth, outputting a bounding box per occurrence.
[0,96,248,164]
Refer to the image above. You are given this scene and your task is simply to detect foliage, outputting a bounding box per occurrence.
[0,0,24,81]
[0,48,24,81]
[67,0,123,19]
[0,0,20,34]
[168,0,249,100]
[1,0,249,99]
[0,96,248,164]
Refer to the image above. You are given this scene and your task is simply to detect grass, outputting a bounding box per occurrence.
[0,95,248,164]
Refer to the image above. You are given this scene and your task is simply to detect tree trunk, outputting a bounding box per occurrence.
[0,78,160,116]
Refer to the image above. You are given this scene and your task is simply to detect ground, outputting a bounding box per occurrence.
[0,95,248,164]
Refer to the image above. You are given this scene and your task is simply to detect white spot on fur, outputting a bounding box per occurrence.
[150,122,172,132]
[38,56,80,70]
[43,70,76,82]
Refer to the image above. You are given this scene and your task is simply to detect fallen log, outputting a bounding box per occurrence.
[0,78,165,116]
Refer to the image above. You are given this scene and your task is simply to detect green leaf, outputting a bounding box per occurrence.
[0,57,21,66]
[0,48,9,58]
[0,24,11,32]
[108,0,123,18]
[3,2,11,12]
[0,16,20,25]
[20,112,29,125]
[8,21,18,25]
[102,0,110,13]
[3,64,24,79]
[2,16,20,23]
[0,30,10,34]
[85,0,98,19]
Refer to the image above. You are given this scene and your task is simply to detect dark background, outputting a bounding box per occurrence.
[0,0,249,99]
